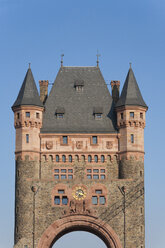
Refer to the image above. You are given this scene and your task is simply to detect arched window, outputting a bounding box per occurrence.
[107,155,111,161]
[69,155,72,162]
[94,155,98,163]
[75,155,79,162]
[49,155,53,161]
[56,155,59,162]
[62,155,66,162]
[88,155,92,162]
[81,155,85,162]
[101,155,105,163]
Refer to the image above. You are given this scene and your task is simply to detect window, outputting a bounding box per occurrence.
[93,174,99,179]
[56,155,59,162]
[101,155,105,163]
[26,112,30,118]
[24,246,28,248]
[99,196,106,205]
[63,136,68,144]
[26,134,29,143]
[54,196,60,205]
[86,168,106,180]
[62,155,66,162]
[130,112,134,118]
[58,190,65,194]
[94,155,98,163]
[16,113,20,119]
[57,113,64,119]
[92,136,97,144]
[88,155,92,162]
[75,155,79,162]
[61,174,67,179]
[121,113,123,119]
[54,168,74,180]
[92,190,106,206]
[95,190,102,194]
[95,113,102,119]
[54,174,59,179]
[62,196,68,205]
[36,112,40,118]
[92,196,98,205]
[140,171,143,177]
[76,85,83,92]
[140,112,143,119]
[69,155,72,162]
[131,134,134,143]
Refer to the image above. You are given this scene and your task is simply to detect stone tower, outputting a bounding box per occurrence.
[12,63,147,248]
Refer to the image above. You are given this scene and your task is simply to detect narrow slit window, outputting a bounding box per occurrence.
[121,113,123,119]
[131,134,134,143]
[140,112,143,119]
[36,112,40,118]
[26,134,29,143]
[17,113,20,119]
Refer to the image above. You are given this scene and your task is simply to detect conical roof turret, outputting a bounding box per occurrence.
[116,66,147,108]
[12,67,43,109]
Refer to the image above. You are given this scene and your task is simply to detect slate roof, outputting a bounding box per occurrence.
[41,66,117,133]
[12,68,43,109]
[116,67,147,108]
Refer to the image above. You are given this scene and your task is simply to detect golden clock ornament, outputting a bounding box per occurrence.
[72,186,87,201]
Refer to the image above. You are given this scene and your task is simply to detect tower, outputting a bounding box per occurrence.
[12,63,147,248]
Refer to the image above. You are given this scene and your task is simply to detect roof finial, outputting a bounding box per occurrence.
[96,50,101,67]
[129,62,132,69]
[29,63,31,69]
[61,54,64,67]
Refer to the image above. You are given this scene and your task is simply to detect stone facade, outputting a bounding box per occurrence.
[12,66,147,248]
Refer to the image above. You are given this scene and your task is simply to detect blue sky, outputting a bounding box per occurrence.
[0,0,164,247]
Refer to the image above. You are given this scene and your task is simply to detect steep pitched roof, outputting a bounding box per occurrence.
[41,66,117,133]
[116,67,147,108]
[12,68,43,109]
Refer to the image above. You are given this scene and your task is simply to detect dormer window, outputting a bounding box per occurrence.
[93,107,103,119]
[74,80,84,92]
[55,107,65,119]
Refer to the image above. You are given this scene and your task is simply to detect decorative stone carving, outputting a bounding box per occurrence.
[106,141,113,149]
[63,200,93,216]
[46,141,53,150]
[76,141,83,149]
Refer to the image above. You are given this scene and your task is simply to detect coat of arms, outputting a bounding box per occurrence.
[106,141,113,149]
[76,141,83,149]
[46,141,53,150]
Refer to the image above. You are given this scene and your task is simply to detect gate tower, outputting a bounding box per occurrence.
[12,62,147,248]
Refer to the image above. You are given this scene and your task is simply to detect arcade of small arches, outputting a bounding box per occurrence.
[42,154,118,163]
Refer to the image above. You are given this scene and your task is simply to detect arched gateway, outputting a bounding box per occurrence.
[37,215,122,248]
[12,64,147,248]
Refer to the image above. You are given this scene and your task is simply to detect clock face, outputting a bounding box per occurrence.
[72,186,87,200]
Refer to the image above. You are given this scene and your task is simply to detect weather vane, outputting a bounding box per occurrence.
[96,50,101,67]
[29,63,31,69]
[61,54,64,67]
[129,62,132,69]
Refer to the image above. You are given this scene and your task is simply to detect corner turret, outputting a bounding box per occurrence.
[116,66,148,179]
[12,66,44,160]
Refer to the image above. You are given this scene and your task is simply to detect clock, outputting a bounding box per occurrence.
[72,186,87,201]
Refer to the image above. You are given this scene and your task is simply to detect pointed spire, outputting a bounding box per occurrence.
[116,66,147,108]
[12,66,43,109]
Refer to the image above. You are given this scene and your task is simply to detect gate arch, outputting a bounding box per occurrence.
[37,215,122,248]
